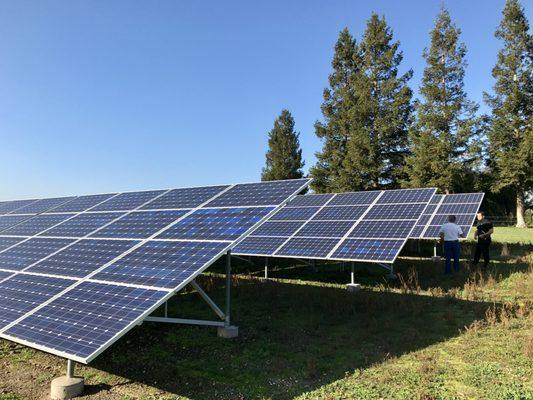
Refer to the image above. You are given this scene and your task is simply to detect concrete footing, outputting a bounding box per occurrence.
[217,325,239,338]
[50,376,84,399]
[431,256,442,262]
[346,283,361,292]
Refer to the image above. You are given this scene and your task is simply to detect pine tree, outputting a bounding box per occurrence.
[310,17,412,192]
[484,0,532,228]
[310,29,359,192]
[404,7,481,193]
[261,109,304,181]
[341,14,412,190]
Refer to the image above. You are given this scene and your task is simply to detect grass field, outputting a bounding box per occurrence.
[467,226,533,244]
[0,232,531,399]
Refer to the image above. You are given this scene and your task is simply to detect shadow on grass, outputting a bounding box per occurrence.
[91,276,498,400]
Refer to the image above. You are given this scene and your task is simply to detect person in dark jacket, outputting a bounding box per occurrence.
[472,211,494,269]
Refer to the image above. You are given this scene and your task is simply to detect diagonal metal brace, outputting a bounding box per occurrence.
[190,280,225,320]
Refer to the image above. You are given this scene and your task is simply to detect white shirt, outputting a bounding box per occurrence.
[439,222,464,241]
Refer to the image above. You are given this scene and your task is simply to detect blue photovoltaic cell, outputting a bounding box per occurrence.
[251,221,304,237]
[93,241,228,288]
[436,203,480,214]
[39,212,125,238]
[141,186,229,210]
[1,214,75,236]
[91,211,186,239]
[313,206,367,220]
[204,179,309,207]
[378,188,435,204]
[295,221,354,237]
[91,190,166,212]
[47,193,117,213]
[12,197,76,214]
[328,191,380,206]
[0,238,75,271]
[0,274,73,329]
[421,204,438,214]
[416,214,432,225]
[430,214,475,226]
[349,220,414,239]
[232,236,287,255]
[442,193,484,204]
[0,215,33,232]
[0,271,12,281]
[410,225,424,237]
[332,239,404,262]
[0,200,38,215]
[286,194,334,207]
[5,282,167,360]
[270,207,320,221]
[157,207,274,241]
[364,203,426,219]
[27,239,139,278]
[277,237,339,258]
[0,237,25,252]
[430,194,444,204]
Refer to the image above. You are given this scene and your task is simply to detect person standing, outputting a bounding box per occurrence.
[439,215,465,274]
[473,211,494,269]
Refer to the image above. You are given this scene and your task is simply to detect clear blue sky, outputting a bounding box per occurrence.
[0,0,530,199]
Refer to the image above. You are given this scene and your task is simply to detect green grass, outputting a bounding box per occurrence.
[467,226,533,244]
[0,249,531,399]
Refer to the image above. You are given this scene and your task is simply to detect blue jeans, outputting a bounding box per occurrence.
[444,241,460,273]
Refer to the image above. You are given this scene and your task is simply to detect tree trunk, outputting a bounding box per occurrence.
[516,189,527,228]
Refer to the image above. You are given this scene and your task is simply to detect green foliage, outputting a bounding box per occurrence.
[484,0,532,226]
[261,109,304,181]
[311,16,412,192]
[404,7,482,193]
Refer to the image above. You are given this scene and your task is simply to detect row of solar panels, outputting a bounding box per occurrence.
[0,179,310,363]
[232,190,484,261]
[0,181,483,365]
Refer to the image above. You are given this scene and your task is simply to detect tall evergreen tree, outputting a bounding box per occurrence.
[310,29,359,192]
[310,17,412,192]
[341,14,413,190]
[404,7,481,193]
[484,0,532,228]
[261,109,304,181]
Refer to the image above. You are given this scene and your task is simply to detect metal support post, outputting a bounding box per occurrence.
[225,250,231,327]
[351,262,355,285]
[346,261,360,292]
[264,257,268,280]
[67,359,74,378]
[164,301,168,318]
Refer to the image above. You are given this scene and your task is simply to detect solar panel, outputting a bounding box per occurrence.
[47,193,117,213]
[234,188,437,263]
[91,190,166,212]
[93,240,229,288]
[1,214,75,236]
[141,186,230,210]
[156,207,274,241]
[39,213,126,238]
[12,197,77,215]
[26,239,139,278]
[0,215,33,232]
[410,192,484,239]
[90,211,186,239]
[0,274,74,329]
[0,178,311,363]
[0,237,25,252]
[0,199,39,215]
[3,282,167,360]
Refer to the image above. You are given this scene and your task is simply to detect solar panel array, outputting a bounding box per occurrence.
[0,179,310,363]
[410,193,484,239]
[233,188,437,263]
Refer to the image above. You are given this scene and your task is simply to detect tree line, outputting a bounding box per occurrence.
[260,0,532,228]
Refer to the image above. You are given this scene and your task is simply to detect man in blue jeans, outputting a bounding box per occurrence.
[439,215,465,273]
